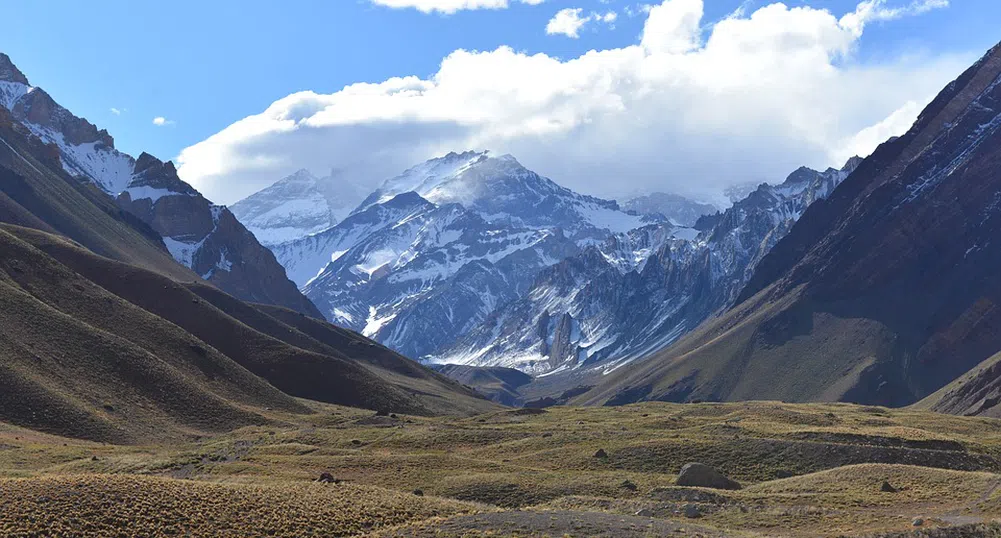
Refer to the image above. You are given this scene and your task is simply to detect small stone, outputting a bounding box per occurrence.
[912,518,924,527]
[318,472,339,484]
[881,481,897,493]
[620,480,638,491]
[412,489,424,496]
[684,504,701,518]
[634,509,653,517]
[593,448,609,458]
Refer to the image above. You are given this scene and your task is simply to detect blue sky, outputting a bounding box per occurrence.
[4,1,1001,203]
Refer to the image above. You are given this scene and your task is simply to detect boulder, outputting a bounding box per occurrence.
[318,472,339,484]
[881,481,897,493]
[593,448,609,458]
[676,463,741,490]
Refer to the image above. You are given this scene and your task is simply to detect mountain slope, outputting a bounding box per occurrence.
[0,105,192,281]
[230,168,365,246]
[299,192,580,358]
[22,226,493,419]
[0,71,496,441]
[0,224,306,443]
[622,193,718,227]
[354,151,647,241]
[271,151,657,360]
[433,160,858,375]
[0,53,319,317]
[582,41,1001,410]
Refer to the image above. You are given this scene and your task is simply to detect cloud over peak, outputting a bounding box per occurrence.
[177,0,963,206]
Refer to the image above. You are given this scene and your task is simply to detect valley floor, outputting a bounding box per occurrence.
[3,402,1001,537]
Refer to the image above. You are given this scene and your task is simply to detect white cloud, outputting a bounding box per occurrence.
[546,8,589,37]
[547,8,618,38]
[370,0,542,14]
[110,107,122,116]
[177,0,966,206]
[152,116,175,126]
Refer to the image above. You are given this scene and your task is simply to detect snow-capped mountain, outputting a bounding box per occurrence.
[294,191,579,358]
[622,193,718,227]
[0,54,134,195]
[355,151,648,242]
[230,168,366,246]
[268,151,662,359]
[0,53,321,317]
[430,157,862,374]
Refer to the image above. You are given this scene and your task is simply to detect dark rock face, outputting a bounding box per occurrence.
[547,313,580,370]
[0,53,29,85]
[676,463,741,490]
[595,41,1001,411]
[118,153,322,318]
[10,89,114,148]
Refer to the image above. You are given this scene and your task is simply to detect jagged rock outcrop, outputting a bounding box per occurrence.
[118,153,323,317]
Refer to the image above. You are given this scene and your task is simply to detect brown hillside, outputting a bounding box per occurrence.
[582,41,1001,411]
[12,225,494,419]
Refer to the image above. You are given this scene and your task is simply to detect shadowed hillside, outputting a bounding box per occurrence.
[581,41,1001,412]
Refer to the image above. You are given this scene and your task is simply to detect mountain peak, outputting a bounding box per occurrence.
[841,155,863,173]
[0,53,29,85]
[283,168,318,183]
[135,152,164,174]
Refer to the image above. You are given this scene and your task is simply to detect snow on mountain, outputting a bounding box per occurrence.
[0,65,136,195]
[356,151,647,242]
[0,53,321,317]
[230,168,366,247]
[622,193,718,227]
[300,192,579,358]
[430,158,862,374]
[255,150,656,359]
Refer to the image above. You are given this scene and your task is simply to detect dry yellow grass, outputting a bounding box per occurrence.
[3,401,1001,536]
[0,474,482,537]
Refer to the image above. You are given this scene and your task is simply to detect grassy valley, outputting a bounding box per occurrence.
[3,402,1001,536]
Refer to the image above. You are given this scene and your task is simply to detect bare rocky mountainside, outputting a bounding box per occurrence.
[0,53,319,317]
[582,42,1001,412]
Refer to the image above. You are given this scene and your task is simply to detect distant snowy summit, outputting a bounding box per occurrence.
[622,192,718,227]
[230,168,366,247]
[242,149,698,360]
[355,150,651,242]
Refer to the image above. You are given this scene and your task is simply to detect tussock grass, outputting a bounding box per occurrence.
[3,401,1001,536]
[0,474,483,537]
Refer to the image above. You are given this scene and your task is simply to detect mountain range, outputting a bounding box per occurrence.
[0,52,494,442]
[0,53,317,317]
[579,41,1001,414]
[257,151,698,360]
[6,37,1001,425]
